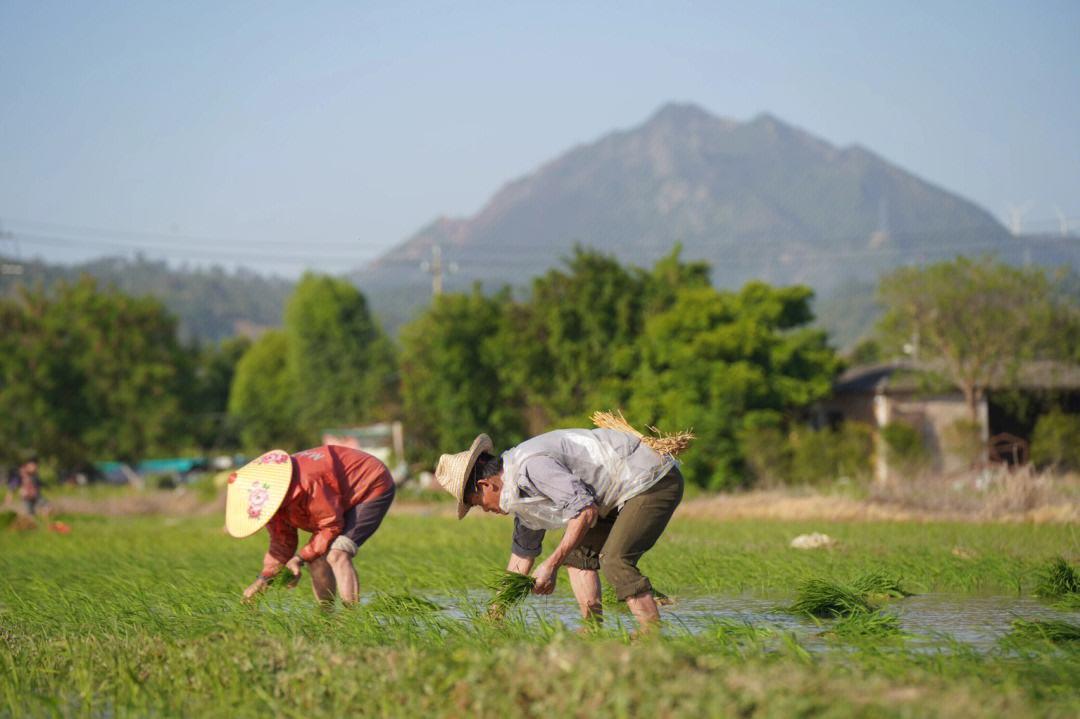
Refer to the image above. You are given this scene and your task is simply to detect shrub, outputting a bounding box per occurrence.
[881,421,931,477]
[739,425,791,486]
[1031,411,1080,470]
[787,423,873,485]
[942,418,983,465]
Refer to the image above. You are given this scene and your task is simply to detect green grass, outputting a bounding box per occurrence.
[1,513,1078,717]
[1008,619,1080,644]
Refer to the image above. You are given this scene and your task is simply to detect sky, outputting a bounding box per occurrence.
[1,0,1078,276]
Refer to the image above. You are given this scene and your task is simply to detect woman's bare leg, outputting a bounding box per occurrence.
[326,549,359,605]
[307,555,337,605]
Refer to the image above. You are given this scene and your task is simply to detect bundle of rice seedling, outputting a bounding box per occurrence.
[1033,557,1080,598]
[266,567,301,589]
[591,410,695,457]
[1009,619,1080,644]
[789,578,875,618]
[486,571,536,614]
[826,612,903,640]
[850,571,913,600]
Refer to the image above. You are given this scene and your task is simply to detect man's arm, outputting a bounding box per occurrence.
[531,505,598,594]
[508,517,544,575]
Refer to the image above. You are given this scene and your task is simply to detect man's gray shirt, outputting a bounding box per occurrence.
[506,429,669,557]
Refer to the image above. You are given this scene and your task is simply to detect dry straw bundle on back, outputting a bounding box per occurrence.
[591,409,695,457]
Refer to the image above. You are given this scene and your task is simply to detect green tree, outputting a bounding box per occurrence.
[228,330,303,450]
[0,278,188,468]
[283,274,397,437]
[877,257,1064,420]
[624,282,840,488]
[399,287,525,466]
[183,336,252,450]
[505,245,711,428]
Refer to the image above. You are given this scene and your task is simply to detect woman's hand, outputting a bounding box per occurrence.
[242,576,268,603]
[283,556,303,589]
[532,561,557,595]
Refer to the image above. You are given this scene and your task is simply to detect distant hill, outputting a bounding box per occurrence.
[0,255,293,343]
[354,102,1077,329]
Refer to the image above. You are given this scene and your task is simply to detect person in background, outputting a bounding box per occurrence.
[6,453,42,516]
[225,445,395,606]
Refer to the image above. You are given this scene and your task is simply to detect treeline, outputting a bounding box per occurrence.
[3,249,1077,486]
[1,254,293,342]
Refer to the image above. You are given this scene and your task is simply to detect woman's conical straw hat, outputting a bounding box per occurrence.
[435,434,493,519]
[591,409,694,456]
[225,449,294,538]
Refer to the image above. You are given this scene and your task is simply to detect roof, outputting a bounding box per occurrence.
[834,360,1080,395]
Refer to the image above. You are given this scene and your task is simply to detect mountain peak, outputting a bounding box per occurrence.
[647,102,716,125]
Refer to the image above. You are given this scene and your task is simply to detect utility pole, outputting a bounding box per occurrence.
[419,244,457,298]
[0,220,24,277]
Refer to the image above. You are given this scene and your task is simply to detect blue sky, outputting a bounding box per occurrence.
[1,1,1078,275]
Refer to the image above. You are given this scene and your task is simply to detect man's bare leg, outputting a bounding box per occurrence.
[625,590,661,634]
[567,567,603,626]
[307,555,337,606]
[327,549,359,605]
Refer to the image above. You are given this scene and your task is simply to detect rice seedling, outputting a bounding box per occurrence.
[788,578,875,618]
[1008,619,1080,644]
[2,513,1078,716]
[825,612,904,640]
[486,571,536,613]
[1033,557,1079,598]
[849,571,913,600]
[365,592,442,615]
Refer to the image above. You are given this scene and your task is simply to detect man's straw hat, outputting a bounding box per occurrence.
[225,449,294,538]
[435,434,493,519]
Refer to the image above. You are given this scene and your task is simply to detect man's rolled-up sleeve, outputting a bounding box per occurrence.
[511,517,545,557]
[522,456,596,517]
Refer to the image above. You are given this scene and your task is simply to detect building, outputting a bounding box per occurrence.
[820,361,1080,482]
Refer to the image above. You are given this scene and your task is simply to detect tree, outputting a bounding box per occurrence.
[283,274,397,438]
[877,257,1062,421]
[399,287,525,466]
[228,330,304,450]
[183,336,252,450]
[504,245,712,428]
[624,282,839,488]
[0,278,188,468]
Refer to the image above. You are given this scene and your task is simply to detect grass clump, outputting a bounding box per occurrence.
[1009,619,1080,644]
[366,592,442,615]
[789,578,875,618]
[790,572,912,618]
[826,612,904,640]
[1033,557,1079,598]
[850,571,913,600]
[486,571,535,614]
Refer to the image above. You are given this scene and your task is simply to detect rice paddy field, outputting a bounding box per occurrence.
[1,510,1078,718]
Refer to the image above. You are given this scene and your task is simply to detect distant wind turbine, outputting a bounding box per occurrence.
[1053,205,1070,236]
[1006,201,1034,236]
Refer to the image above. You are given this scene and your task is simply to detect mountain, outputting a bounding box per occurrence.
[355,103,1077,330]
[0,255,293,343]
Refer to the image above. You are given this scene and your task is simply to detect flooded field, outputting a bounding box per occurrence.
[2,514,1077,717]
[367,590,1080,648]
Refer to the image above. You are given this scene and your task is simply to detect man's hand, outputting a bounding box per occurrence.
[242,576,268,603]
[532,561,557,595]
[283,556,303,589]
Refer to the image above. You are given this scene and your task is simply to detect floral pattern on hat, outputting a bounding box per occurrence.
[247,481,271,519]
